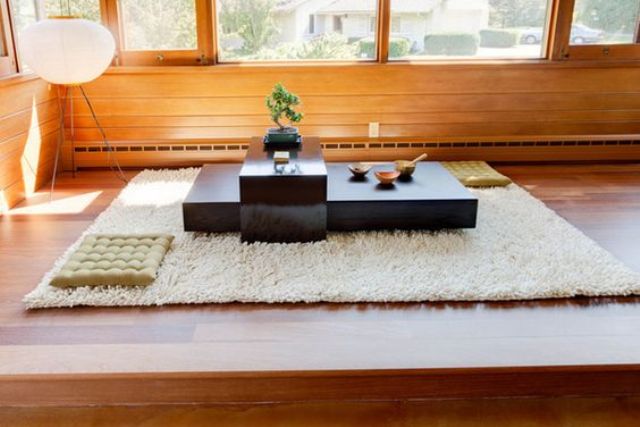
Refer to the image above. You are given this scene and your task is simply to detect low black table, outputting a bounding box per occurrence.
[326,162,477,231]
[183,141,478,242]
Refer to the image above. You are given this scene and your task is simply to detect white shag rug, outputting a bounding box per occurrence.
[24,168,640,309]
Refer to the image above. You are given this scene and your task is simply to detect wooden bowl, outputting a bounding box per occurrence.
[348,162,372,178]
[395,160,416,177]
[375,170,400,185]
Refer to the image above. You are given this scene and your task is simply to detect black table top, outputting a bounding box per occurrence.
[239,136,327,178]
[327,162,476,202]
[186,161,476,205]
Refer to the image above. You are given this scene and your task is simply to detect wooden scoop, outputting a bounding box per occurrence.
[409,153,428,166]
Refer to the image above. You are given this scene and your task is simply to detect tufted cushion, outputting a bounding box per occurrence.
[442,161,512,187]
[50,234,174,288]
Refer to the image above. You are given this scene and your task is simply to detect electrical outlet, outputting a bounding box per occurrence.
[369,122,380,138]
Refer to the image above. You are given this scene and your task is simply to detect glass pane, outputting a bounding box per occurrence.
[44,0,101,21]
[119,0,197,51]
[0,18,7,56]
[571,0,640,45]
[216,0,378,62]
[11,0,102,70]
[10,0,40,71]
[10,0,39,37]
[389,0,551,60]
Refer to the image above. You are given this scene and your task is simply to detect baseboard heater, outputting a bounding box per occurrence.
[73,139,640,154]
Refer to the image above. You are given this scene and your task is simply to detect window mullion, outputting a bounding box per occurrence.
[377,0,390,63]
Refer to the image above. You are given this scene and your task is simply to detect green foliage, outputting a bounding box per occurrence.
[44,0,101,21]
[489,0,548,28]
[225,33,359,61]
[424,33,479,56]
[294,33,357,60]
[119,0,197,50]
[218,0,278,55]
[265,83,303,130]
[358,37,410,58]
[573,0,639,34]
[479,29,518,48]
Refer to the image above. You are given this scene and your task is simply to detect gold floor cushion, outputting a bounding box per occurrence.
[442,161,512,187]
[50,234,174,288]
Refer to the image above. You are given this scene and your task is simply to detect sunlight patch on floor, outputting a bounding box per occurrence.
[8,191,102,215]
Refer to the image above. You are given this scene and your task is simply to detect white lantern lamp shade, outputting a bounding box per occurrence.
[19,18,115,85]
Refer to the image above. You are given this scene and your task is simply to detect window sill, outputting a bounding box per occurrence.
[102,57,640,75]
[0,72,39,88]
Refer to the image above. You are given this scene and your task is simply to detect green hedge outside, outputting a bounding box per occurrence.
[479,29,518,48]
[423,33,479,56]
[359,37,411,58]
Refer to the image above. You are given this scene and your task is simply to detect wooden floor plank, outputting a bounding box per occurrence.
[0,164,639,405]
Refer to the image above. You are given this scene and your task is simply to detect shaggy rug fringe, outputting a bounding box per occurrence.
[24,168,640,309]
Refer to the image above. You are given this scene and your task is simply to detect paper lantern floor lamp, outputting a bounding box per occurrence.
[19,16,127,199]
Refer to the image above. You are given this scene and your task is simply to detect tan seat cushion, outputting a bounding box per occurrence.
[50,234,174,288]
[442,161,512,187]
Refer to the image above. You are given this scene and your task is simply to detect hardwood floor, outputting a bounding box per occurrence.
[1,163,640,424]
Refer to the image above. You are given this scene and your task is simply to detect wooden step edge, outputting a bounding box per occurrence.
[2,364,640,407]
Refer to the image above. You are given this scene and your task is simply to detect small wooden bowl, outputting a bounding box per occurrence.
[395,160,416,177]
[375,170,400,185]
[348,162,372,178]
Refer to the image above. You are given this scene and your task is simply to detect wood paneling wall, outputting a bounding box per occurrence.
[0,77,59,212]
[66,61,640,167]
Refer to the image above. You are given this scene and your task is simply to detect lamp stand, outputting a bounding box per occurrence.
[50,85,127,201]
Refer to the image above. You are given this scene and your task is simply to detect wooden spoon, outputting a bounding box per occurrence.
[409,153,428,166]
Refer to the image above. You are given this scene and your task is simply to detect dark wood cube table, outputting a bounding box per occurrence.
[238,137,327,243]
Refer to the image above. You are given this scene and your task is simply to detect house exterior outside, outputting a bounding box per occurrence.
[274,0,489,52]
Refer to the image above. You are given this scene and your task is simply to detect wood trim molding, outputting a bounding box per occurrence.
[3,365,640,407]
[549,0,573,60]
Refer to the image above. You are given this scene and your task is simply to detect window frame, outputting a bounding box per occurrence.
[4,0,640,71]
[212,0,382,64]
[385,0,557,62]
[102,0,214,66]
[0,0,17,77]
[551,0,640,60]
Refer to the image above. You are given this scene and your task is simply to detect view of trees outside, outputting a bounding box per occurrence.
[8,0,640,63]
[216,0,554,61]
[216,0,377,61]
[10,0,100,69]
[44,0,100,21]
[572,0,640,44]
[389,0,551,59]
[119,0,197,51]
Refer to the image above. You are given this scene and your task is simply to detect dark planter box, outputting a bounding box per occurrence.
[266,127,299,143]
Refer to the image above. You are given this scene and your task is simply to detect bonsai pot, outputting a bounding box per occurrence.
[266,127,299,144]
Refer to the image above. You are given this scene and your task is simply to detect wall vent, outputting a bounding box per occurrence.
[73,139,640,154]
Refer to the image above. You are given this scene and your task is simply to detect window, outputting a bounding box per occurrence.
[389,0,553,60]
[111,0,211,65]
[118,0,197,50]
[1,0,17,77]
[10,0,100,71]
[571,0,640,45]
[43,0,100,21]
[215,0,379,62]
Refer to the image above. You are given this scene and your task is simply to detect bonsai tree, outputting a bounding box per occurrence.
[266,83,303,133]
